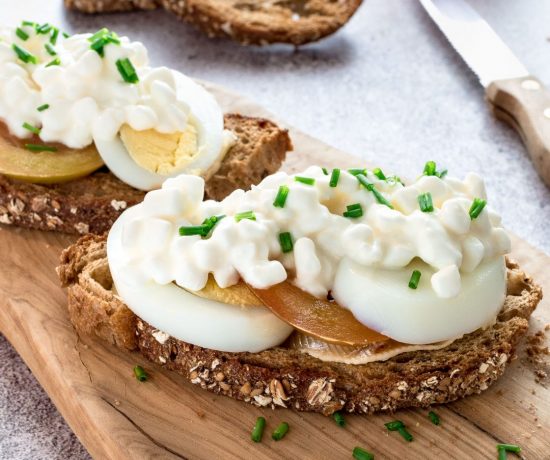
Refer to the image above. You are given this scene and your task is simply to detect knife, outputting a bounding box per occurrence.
[419,0,550,187]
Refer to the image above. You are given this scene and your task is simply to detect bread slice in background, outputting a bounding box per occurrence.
[64,0,363,46]
[57,234,543,415]
[0,114,291,235]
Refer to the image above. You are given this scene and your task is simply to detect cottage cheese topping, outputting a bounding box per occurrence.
[107,165,510,346]
[0,25,188,148]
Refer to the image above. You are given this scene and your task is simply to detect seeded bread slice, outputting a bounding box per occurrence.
[64,0,363,46]
[57,234,543,415]
[0,114,291,235]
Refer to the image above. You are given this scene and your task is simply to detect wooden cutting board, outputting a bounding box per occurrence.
[0,82,549,460]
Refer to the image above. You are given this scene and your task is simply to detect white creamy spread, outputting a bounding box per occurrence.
[107,165,511,350]
[0,24,187,148]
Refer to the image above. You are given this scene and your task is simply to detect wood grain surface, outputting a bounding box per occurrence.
[0,83,549,459]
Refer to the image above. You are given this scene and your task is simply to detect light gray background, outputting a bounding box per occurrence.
[1,0,549,458]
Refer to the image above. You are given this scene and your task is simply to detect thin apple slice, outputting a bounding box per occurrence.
[0,124,103,184]
[189,276,263,308]
[247,281,389,346]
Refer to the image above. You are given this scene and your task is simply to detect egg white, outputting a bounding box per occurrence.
[94,70,226,191]
[107,205,294,353]
[332,256,507,344]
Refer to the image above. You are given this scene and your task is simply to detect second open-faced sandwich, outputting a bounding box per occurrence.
[0,22,291,234]
[58,162,542,415]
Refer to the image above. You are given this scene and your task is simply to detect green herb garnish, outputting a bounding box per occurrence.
[279,232,293,253]
[423,160,447,178]
[357,174,393,208]
[496,443,521,454]
[408,270,421,289]
[428,411,440,425]
[24,144,57,152]
[45,57,60,67]
[15,28,29,41]
[469,197,486,220]
[321,167,328,175]
[273,185,289,208]
[251,416,266,443]
[343,203,363,219]
[89,29,120,57]
[50,27,59,45]
[373,167,386,180]
[417,192,434,212]
[12,44,37,64]
[348,168,367,176]
[133,365,148,382]
[179,215,224,237]
[352,447,374,460]
[329,168,340,187]
[22,122,40,135]
[22,20,36,27]
[332,411,345,427]
[116,57,139,84]
[44,43,57,56]
[294,176,315,186]
[36,23,52,35]
[271,422,289,441]
[37,104,50,112]
[235,210,256,222]
[385,420,413,442]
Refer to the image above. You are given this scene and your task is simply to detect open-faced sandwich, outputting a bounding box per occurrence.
[0,23,291,234]
[58,163,542,415]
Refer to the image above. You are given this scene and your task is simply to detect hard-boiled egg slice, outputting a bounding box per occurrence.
[332,256,507,344]
[107,205,293,353]
[94,70,233,191]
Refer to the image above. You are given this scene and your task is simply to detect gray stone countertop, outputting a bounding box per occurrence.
[0,0,549,458]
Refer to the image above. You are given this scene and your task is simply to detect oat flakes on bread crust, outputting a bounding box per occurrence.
[57,234,543,416]
[0,114,291,235]
[64,0,363,46]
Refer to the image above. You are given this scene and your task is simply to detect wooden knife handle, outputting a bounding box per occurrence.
[486,76,550,188]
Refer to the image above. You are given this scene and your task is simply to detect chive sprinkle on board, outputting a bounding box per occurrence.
[428,411,440,425]
[352,447,374,460]
[271,422,289,441]
[332,411,345,427]
[133,365,148,382]
[251,417,266,443]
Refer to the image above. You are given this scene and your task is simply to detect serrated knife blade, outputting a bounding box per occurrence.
[419,0,550,188]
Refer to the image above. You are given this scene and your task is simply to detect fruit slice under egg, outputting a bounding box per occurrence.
[0,123,103,184]
[94,71,228,191]
[247,281,389,346]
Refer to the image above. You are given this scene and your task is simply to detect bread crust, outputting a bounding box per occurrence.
[57,234,543,415]
[64,0,363,46]
[0,114,291,235]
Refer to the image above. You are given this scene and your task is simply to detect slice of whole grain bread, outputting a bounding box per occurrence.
[64,0,363,46]
[0,114,291,235]
[57,234,543,415]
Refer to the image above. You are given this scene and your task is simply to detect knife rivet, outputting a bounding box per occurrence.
[521,79,541,90]
[543,108,550,119]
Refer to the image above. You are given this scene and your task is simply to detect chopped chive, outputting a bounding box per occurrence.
[437,169,448,179]
[423,160,437,176]
[22,20,35,27]
[343,203,363,219]
[496,444,521,453]
[386,175,404,186]
[89,30,120,57]
[271,422,289,441]
[50,27,59,45]
[179,215,224,237]
[235,210,256,222]
[22,122,40,135]
[469,198,486,220]
[15,27,29,41]
[273,185,289,208]
[498,448,507,460]
[321,167,328,175]
[25,144,57,152]
[36,23,52,34]
[348,168,367,176]
[329,168,340,187]
[408,270,421,289]
[417,192,434,212]
[357,174,393,208]
[428,411,440,425]
[332,411,345,427]
[279,232,293,253]
[373,167,386,180]
[352,447,374,460]
[62,32,69,38]
[133,365,148,382]
[44,43,57,56]
[294,176,315,186]
[45,57,60,67]
[116,57,139,84]
[88,27,110,42]
[12,44,38,64]
[397,426,413,442]
[251,416,266,443]
[385,420,413,442]
[37,104,50,112]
